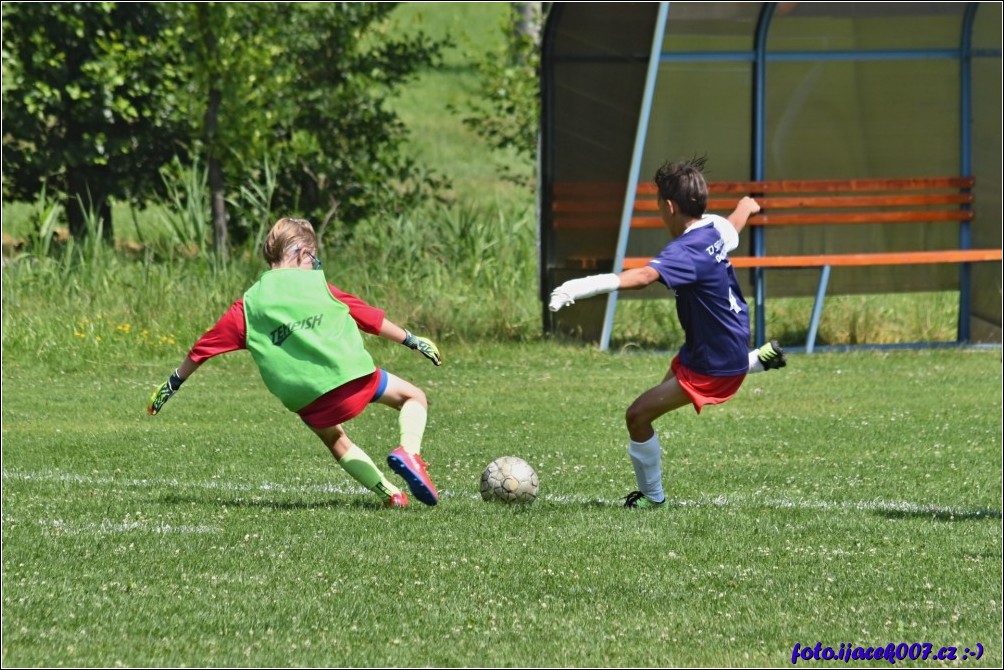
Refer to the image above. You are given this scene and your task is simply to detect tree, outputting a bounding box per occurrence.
[3,3,449,248]
[459,3,544,167]
[151,3,450,244]
[160,3,449,246]
[269,3,448,234]
[2,3,187,239]
[194,3,229,258]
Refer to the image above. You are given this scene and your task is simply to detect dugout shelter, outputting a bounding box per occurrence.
[538,2,1003,351]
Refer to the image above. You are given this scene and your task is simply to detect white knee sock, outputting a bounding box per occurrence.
[628,433,665,502]
[748,349,764,373]
[399,400,427,455]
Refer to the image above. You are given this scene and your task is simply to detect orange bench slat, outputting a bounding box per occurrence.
[615,249,1002,270]
[552,177,992,274]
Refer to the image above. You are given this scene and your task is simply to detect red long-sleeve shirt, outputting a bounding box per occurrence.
[187,283,386,363]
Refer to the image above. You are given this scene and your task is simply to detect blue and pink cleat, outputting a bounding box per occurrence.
[387,447,440,506]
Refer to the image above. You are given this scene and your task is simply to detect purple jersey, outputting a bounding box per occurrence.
[647,217,750,376]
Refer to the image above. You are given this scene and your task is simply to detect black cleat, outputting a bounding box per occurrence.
[757,340,787,371]
[623,490,666,509]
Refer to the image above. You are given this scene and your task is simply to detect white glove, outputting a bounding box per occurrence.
[548,274,620,312]
[549,290,574,312]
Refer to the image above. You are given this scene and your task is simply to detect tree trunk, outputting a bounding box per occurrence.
[206,94,229,259]
[511,2,543,62]
[198,4,229,259]
[66,166,113,242]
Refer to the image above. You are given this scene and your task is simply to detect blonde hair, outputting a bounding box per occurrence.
[262,217,317,266]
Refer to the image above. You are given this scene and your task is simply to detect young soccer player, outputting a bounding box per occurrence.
[549,157,785,508]
[147,217,443,509]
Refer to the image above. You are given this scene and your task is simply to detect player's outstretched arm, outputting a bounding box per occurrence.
[379,319,442,366]
[147,357,202,415]
[549,273,619,312]
[616,267,660,291]
[549,267,659,312]
[726,196,761,235]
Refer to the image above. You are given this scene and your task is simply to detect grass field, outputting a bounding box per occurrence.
[386,2,533,206]
[3,3,1002,667]
[2,343,1001,667]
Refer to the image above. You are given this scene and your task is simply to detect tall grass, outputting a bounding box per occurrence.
[609,291,963,351]
[332,201,538,340]
[156,156,214,258]
[1,188,541,369]
[2,184,972,371]
[18,185,63,259]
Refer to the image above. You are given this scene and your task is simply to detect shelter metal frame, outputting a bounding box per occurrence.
[598,1,1002,352]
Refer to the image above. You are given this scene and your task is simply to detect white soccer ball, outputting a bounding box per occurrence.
[480,456,540,505]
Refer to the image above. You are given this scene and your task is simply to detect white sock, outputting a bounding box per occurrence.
[628,434,665,502]
[399,400,427,455]
[748,349,765,373]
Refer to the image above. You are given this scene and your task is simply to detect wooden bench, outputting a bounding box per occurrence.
[550,177,1002,350]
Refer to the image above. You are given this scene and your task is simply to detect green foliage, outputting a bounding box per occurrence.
[229,155,280,257]
[610,291,962,351]
[3,2,452,246]
[2,3,189,235]
[456,3,543,174]
[1,250,256,369]
[156,156,212,257]
[0,185,970,363]
[333,201,539,340]
[151,152,276,262]
[0,200,538,368]
[19,184,63,259]
[268,3,450,228]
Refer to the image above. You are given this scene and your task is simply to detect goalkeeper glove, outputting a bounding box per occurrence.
[147,369,185,415]
[403,330,443,366]
[549,290,574,312]
[549,273,620,312]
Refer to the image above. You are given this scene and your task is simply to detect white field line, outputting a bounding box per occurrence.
[3,468,994,520]
[20,518,221,536]
[1,468,366,496]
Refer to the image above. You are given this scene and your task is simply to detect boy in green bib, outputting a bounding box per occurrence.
[147,217,442,509]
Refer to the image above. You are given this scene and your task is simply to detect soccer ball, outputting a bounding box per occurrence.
[480,456,540,505]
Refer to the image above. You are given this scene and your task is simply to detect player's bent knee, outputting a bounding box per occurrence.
[625,403,650,434]
[410,387,428,407]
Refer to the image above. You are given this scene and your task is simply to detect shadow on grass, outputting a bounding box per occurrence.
[159,492,464,513]
[873,507,1001,522]
[160,492,380,511]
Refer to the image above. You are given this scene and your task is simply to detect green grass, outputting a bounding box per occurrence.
[612,290,965,349]
[3,343,1001,667]
[2,5,1001,665]
[385,3,534,207]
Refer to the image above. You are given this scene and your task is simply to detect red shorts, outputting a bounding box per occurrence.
[296,368,387,429]
[670,355,746,414]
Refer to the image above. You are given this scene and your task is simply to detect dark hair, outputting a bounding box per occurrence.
[653,156,708,218]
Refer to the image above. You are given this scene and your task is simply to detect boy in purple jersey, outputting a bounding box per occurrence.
[549,157,785,508]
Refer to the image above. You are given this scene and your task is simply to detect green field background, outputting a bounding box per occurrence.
[2,4,1002,668]
[2,344,1002,667]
